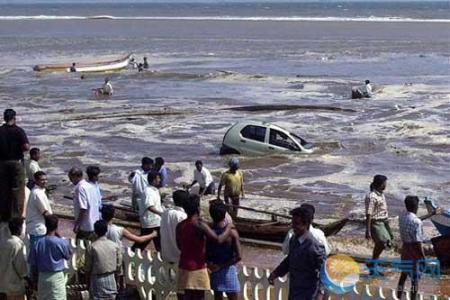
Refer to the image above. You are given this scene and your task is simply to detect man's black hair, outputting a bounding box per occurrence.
[33,170,46,181]
[45,215,59,232]
[94,220,108,237]
[290,206,313,227]
[300,203,315,219]
[141,157,153,166]
[172,190,188,208]
[147,171,160,185]
[184,194,200,216]
[68,167,83,178]
[86,165,101,181]
[101,205,115,222]
[209,201,227,223]
[405,195,420,213]
[195,160,203,166]
[8,217,24,236]
[30,147,40,157]
[155,157,164,166]
[3,109,16,122]
[370,174,387,192]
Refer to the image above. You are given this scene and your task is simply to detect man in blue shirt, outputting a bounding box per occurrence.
[269,206,325,300]
[28,215,72,299]
[154,157,168,188]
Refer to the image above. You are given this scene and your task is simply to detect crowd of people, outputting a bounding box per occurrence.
[0,107,440,300]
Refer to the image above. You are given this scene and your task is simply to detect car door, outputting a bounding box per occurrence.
[239,125,268,155]
[268,128,300,153]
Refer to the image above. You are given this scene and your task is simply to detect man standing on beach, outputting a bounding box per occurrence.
[26,171,53,249]
[365,175,393,275]
[0,109,30,220]
[282,203,330,256]
[132,172,163,252]
[86,165,116,208]
[68,167,100,241]
[160,190,188,264]
[217,158,244,218]
[85,220,122,300]
[189,160,215,196]
[129,157,154,211]
[154,157,169,188]
[29,215,72,300]
[0,217,28,300]
[269,206,325,300]
[397,196,425,300]
[26,147,41,190]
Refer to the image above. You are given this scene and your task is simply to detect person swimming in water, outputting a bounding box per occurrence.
[70,63,77,72]
[93,78,113,97]
[143,57,149,69]
[352,79,372,99]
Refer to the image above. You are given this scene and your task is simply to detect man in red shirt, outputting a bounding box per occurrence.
[0,109,30,220]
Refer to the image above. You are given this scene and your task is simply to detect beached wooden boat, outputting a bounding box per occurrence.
[432,235,450,267]
[33,54,133,73]
[424,198,450,236]
[234,217,348,243]
[53,202,347,243]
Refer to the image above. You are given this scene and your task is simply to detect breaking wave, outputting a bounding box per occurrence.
[0,15,449,23]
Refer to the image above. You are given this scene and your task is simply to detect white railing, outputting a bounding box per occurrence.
[65,239,447,300]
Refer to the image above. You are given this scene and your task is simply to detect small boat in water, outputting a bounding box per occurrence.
[33,54,133,73]
[424,198,450,236]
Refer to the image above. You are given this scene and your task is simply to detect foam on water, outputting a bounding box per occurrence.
[1,15,449,23]
[0,14,448,230]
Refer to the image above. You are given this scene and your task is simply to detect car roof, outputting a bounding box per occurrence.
[232,120,291,134]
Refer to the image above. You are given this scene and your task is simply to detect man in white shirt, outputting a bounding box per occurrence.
[26,171,52,248]
[189,160,215,196]
[26,147,41,189]
[132,172,163,252]
[0,218,28,299]
[160,190,188,263]
[351,79,373,99]
[362,79,372,98]
[68,167,100,241]
[101,78,113,96]
[282,204,331,256]
[129,157,154,211]
[86,165,115,210]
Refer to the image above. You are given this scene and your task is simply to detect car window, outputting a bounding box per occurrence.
[240,125,266,142]
[269,129,299,150]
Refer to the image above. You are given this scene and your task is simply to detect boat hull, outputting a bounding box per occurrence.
[424,199,450,236]
[53,204,347,243]
[234,217,348,243]
[33,54,132,73]
[432,234,450,268]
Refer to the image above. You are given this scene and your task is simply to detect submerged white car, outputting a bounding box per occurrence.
[220,121,314,155]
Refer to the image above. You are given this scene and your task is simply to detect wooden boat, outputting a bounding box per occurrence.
[234,217,348,243]
[33,54,133,73]
[54,201,347,243]
[432,234,450,267]
[424,198,450,236]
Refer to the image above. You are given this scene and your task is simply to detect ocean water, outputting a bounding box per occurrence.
[0,2,449,221]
